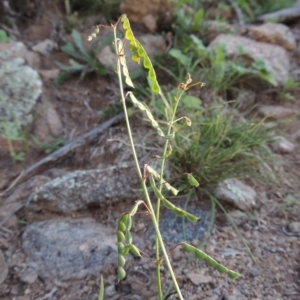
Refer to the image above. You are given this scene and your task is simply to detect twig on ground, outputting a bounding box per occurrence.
[0,113,124,196]
[226,0,245,27]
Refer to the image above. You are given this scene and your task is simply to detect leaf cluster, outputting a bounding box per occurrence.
[55,29,108,87]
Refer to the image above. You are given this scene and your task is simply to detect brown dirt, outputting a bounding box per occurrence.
[0,2,300,300]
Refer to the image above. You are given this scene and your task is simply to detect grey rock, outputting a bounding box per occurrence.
[0,42,42,142]
[248,23,296,51]
[20,269,38,284]
[288,221,300,233]
[258,105,295,120]
[32,39,58,56]
[214,179,257,211]
[106,284,116,297]
[147,199,211,244]
[208,34,290,85]
[187,272,213,285]
[27,166,139,214]
[258,0,300,23]
[33,98,63,143]
[272,136,295,154]
[22,218,117,280]
[228,288,247,300]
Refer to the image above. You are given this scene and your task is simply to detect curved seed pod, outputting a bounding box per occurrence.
[122,245,131,256]
[129,200,145,216]
[147,166,178,195]
[125,215,132,231]
[118,266,126,282]
[157,145,173,159]
[117,231,125,243]
[181,243,240,279]
[118,254,126,267]
[117,39,134,88]
[125,230,133,244]
[128,93,173,139]
[118,221,126,232]
[118,242,124,253]
[119,214,129,231]
[130,244,141,257]
[150,175,198,222]
[187,174,199,187]
[121,15,161,94]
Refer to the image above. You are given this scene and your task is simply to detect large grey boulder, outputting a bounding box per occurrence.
[27,166,140,214]
[22,218,117,280]
[208,34,290,85]
[248,23,296,51]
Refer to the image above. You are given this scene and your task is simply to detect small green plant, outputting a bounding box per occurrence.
[164,35,276,94]
[0,121,26,162]
[0,29,12,42]
[279,77,300,102]
[32,136,66,154]
[91,15,240,300]
[280,194,300,215]
[55,29,107,87]
[236,0,296,20]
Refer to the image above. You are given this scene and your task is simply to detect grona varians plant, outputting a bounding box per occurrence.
[90,15,240,300]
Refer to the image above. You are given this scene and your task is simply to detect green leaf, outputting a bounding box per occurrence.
[169,48,191,68]
[61,42,86,61]
[55,71,73,87]
[190,34,207,57]
[55,61,83,72]
[181,242,240,279]
[191,8,205,31]
[182,95,202,109]
[0,29,12,42]
[69,59,87,69]
[72,29,90,60]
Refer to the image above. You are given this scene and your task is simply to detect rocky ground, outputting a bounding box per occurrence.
[0,1,300,300]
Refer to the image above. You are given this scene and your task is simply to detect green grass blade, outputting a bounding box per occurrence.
[98,275,104,300]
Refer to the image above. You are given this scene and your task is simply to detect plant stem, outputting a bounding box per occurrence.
[155,89,185,299]
[113,28,184,300]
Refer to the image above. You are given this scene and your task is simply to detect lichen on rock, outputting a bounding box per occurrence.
[0,42,42,139]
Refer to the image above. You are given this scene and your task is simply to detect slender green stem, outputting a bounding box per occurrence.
[113,28,184,300]
[155,89,185,299]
